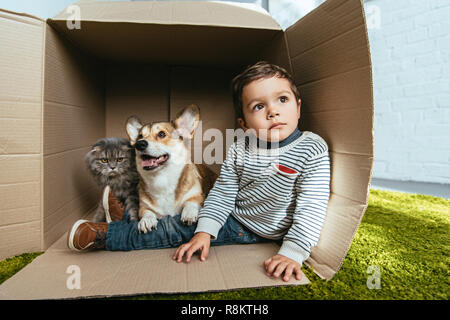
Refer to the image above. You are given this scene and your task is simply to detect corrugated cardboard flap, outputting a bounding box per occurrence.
[285,0,373,280]
[0,235,309,299]
[46,1,282,65]
[0,8,44,23]
[52,1,281,30]
[0,8,45,259]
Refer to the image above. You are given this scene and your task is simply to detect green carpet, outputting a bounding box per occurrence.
[1,189,448,300]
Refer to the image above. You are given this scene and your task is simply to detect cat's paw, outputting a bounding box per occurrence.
[127,208,139,221]
[180,202,200,226]
[138,211,158,233]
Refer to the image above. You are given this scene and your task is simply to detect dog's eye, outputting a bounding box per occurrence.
[137,134,143,140]
[100,158,108,163]
[157,131,166,138]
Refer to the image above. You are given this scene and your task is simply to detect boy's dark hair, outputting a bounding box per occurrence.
[231,61,300,121]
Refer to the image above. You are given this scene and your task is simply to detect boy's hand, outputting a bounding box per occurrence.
[173,232,211,263]
[264,254,302,282]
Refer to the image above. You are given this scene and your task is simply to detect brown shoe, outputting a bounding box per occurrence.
[67,220,108,251]
[103,186,125,223]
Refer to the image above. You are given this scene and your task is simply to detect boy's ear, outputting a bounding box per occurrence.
[173,104,200,139]
[297,99,302,119]
[126,116,143,145]
[237,117,248,130]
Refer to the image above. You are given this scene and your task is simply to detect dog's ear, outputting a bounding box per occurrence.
[173,104,200,139]
[126,116,143,145]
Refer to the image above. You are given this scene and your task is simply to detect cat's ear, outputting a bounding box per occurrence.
[84,144,101,165]
[89,141,103,154]
[173,104,200,139]
[126,116,142,145]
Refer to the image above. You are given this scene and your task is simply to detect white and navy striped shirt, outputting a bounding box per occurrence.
[195,129,331,264]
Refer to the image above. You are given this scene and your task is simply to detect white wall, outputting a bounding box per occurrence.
[269,0,325,30]
[0,0,75,19]
[365,0,450,184]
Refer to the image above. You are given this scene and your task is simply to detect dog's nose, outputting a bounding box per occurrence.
[135,140,148,151]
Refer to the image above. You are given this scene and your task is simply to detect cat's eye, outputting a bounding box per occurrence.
[157,131,166,138]
[117,157,124,162]
[100,158,108,163]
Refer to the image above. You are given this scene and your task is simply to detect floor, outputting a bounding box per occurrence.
[370,178,450,199]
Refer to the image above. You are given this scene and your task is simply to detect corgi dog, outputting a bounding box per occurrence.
[126,104,218,233]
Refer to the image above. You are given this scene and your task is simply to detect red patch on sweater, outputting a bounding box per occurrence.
[276,164,298,174]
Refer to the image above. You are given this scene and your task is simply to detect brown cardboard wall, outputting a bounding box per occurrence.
[170,66,237,175]
[105,64,170,138]
[50,1,280,66]
[259,31,292,76]
[43,25,105,248]
[49,20,278,67]
[105,65,237,175]
[286,0,373,279]
[0,10,44,259]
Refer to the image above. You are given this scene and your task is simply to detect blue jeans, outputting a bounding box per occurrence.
[106,211,274,251]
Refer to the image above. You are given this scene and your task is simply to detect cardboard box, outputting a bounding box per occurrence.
[0,0,373,298]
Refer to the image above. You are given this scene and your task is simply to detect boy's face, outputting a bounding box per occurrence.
[237,76,301,142]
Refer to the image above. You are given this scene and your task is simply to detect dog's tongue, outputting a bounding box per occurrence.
[142,158,158,168]
[142,155,167,168]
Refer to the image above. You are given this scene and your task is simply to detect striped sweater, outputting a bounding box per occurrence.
[195,130,331,264]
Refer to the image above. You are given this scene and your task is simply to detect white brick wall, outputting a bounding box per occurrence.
[365,0,450,184]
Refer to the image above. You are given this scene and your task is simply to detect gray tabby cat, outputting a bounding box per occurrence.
[85,137,139,222]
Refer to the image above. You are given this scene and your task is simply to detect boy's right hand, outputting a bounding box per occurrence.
[173,232,211,263]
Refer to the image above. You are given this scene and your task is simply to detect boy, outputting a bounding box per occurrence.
[67,61,330,282]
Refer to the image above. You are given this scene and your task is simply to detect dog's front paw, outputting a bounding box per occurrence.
[180,202,200,226]
[138,212,158,233]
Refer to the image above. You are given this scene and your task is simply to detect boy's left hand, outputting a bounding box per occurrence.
[264,254,302,282]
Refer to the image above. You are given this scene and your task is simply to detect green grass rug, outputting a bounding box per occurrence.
[1,189,448,300]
